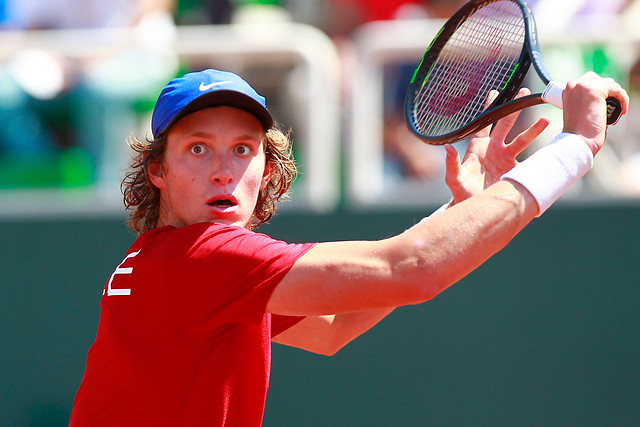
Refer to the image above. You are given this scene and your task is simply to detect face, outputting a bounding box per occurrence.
[148,106,272,229]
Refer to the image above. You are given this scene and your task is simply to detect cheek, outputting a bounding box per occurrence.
[244,173,264,194]
[238,167,267,200]
[166,161,199,185]
[164,172,199,200]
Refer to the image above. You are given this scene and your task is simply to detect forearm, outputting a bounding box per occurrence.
[270,179,537,316]
[273,181,536,354]
[391,179,537,301]
[273,307,396,356]
[271,132,602,316]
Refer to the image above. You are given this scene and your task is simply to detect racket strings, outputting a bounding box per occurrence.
[412,0,525,137]
[421,11,522,134]
[421,3,522,132]
[418,1,522,130]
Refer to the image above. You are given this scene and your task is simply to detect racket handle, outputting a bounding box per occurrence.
[542,81,622,126]
[605,97,622,125]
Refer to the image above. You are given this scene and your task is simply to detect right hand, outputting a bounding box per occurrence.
[444,88,549,205]
[562,72,629,156]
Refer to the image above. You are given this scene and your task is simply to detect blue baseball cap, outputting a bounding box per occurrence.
[151,69,273,138]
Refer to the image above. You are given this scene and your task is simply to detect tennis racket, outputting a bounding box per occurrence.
[405,0,623,145]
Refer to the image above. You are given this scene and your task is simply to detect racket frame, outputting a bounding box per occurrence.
[404,0,617,145]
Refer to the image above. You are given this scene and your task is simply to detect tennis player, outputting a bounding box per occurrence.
[69,68,627,426]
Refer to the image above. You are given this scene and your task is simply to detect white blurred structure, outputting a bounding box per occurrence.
[1,8,640,219]
[0,22,341,218]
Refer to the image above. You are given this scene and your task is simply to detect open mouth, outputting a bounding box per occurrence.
[207,196,237,209]
[208,199,234,208]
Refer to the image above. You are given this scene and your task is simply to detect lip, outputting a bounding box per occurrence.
[206,193,239,214]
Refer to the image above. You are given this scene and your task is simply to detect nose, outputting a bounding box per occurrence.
[211,155,234,185]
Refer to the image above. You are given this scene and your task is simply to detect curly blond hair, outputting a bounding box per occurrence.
[121,126,297,234]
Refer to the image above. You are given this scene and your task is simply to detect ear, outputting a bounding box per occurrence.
[260,160,274,191]
[147,159,167,189]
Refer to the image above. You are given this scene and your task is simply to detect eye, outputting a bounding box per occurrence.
[234,144,253,156]
[190,144,207,155]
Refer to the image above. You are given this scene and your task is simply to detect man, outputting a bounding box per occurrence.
[70,68,628,425]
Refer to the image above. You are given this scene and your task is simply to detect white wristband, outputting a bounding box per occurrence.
[501,133,594,217]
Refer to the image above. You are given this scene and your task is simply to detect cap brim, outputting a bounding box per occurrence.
[161,90,273,135]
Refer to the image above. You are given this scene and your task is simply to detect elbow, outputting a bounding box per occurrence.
[302,345,341,357]
[407,291,438,306]
[396,273,443,305]
[288,336,346,357]
[419,279,448,303]
[316,349,338,357]
[315,340,346,357]
[388,257,444,305]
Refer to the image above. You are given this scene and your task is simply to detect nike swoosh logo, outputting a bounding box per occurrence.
[199,81,234,91]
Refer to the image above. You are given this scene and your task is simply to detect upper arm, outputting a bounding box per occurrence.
[267,238,435,317]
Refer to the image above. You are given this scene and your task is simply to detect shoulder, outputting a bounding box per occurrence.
[137,222,315,261]
[136,223,252,247]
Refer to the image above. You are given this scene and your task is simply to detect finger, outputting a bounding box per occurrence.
[444,143,461,174]
[490,88,531,143]
[563,76,626,139]
[486,89,499,106]
[470,90,501,142]
[607,81,630,116]
[444,143,462,187]
[444,144,465,200]
[507,116,550,156]
[571,74,629,115]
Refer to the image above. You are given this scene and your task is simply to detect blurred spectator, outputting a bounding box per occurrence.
[528,0,629,35]
[176,0,234,25]
[0,0,178,189]
[1,0,170,29]
[510,0,632,195]
[615,53,640,195]
[381,0,468,181]
[320,0,466,181]
[322,0,426,39]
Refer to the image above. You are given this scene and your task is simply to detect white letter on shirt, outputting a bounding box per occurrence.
[105,250,141,296]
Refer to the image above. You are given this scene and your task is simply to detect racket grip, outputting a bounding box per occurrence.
[542,81,622,126]
[605,97,622,125]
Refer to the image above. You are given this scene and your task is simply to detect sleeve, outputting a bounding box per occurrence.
[165,223,316,338]
[271,314,304,338]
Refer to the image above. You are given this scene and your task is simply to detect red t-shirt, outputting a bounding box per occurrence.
[70,223,316,426]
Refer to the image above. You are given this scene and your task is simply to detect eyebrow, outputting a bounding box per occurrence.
[182,131,214,139]
[181,131,262,141]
